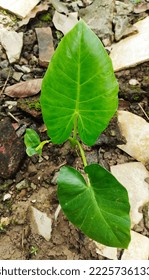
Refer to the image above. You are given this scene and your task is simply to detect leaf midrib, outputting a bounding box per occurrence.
[88,186,124,244]
[73,33,82,137]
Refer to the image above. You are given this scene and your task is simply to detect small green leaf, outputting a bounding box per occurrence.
[40,20,118,146]
[57,164,130,248]
[24,128,41,156]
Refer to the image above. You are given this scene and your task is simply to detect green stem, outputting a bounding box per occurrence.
[35,140,50,151]
[69,137,90,186]
[69,137,87,168]
[75,140,87,168]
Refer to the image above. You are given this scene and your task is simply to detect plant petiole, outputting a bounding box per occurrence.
[69,137,87,167]
[35,140,51,152]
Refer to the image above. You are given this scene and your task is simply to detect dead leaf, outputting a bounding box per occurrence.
[53,11,78,34]
[18,3,49,27]
[4,79,42,98]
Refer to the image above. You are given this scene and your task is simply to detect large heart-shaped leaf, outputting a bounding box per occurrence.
[40,20,118,146]
[57,164,130,248]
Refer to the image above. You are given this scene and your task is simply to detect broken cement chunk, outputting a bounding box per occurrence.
[113,16,137,41]
[94,242,118,260]
[53,11,78,35]
[111,162,149,227]
[0,29,23,63]
[35,27,54,67]
[115,1,134,16]
[110,16,149,71]
[29,206,52,241]
[0,0,41,18]
[117,110,149,165]
[79,0,115,46]
[122,231,149,260]
[18,3,49,27]
[51,0,69,14]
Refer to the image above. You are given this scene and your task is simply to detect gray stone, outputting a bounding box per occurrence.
[0,60,9,68]
[21,65,31,73]
[0,29,23,63]
[22,74,33,81]
[51,0,69,14]
[86,150,98,165]
[12,71,23,81]
[113,16,137,41]
[29,206,52,241]
[1,68,13,80]
[115,1,134,16]
[79,0,115,45]
[16,179,29,191]
[35,27,54,68]
[134,2,149,13]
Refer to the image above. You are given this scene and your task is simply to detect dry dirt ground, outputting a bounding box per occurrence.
[0,0,148,259]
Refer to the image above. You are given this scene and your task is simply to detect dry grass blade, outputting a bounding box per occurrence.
[0,69,11,95]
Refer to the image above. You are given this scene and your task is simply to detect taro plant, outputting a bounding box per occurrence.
[24,20,131,248]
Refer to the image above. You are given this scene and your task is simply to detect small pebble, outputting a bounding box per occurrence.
[30,183,37,190]
[3,193,11,201]
[21,65,31,73]
[129,79,140,86]
[31,199,36,203]
[0,217,10,226]
[0,60,9,68]
[16,179,29,190]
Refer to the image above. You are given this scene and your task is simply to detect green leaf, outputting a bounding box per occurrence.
[24,128,41,156]
[40,20,118,146]
[57,164,131,248]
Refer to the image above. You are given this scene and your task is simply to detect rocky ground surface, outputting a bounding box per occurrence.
[0,0,149,260]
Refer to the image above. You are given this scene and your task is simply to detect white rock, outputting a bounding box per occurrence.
[110,16,149,71]
[30,206,52,241]
[117,110,149,164]
[53,11,78,35]
[0,29,23,63]
[129,79,140,86]
[122,231,149,260]
[0,0,40,18]
[111,162,149,227]
[3,193,11,201]
[94,242,118,260]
